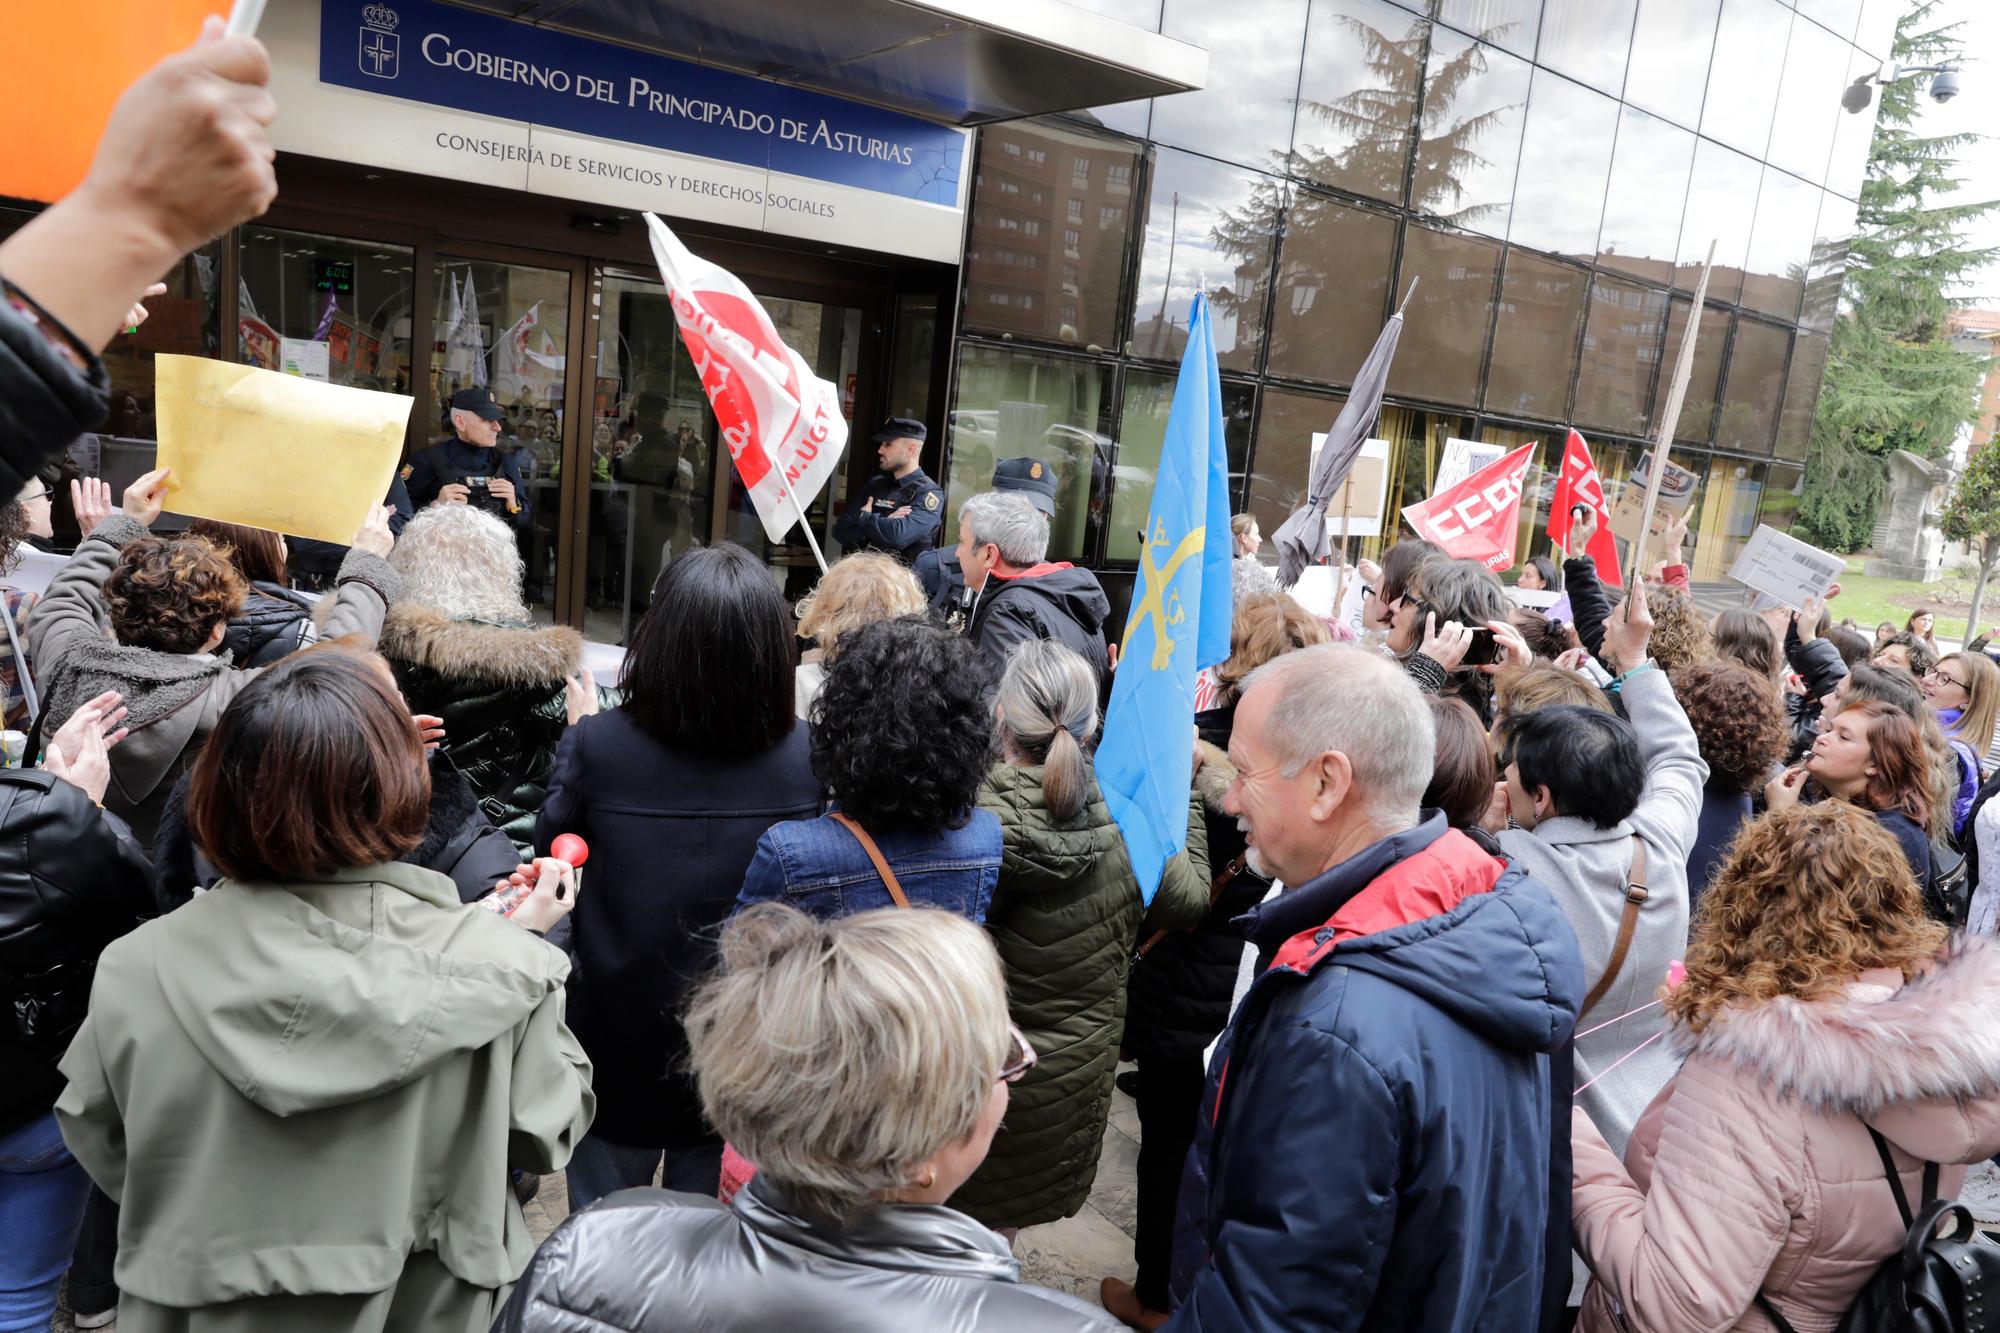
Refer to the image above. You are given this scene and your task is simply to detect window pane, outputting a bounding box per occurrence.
[1688,458,1769,581]
[1434,0,1540,57]
[1129,149,1275,373]
[1660,298,1730,444]
[1767,12,1845,183]
[1717,319,1789,454]
[1701,0,1791,158]
[1508,70,1617,260]
[1268,196,1398,386]
[1486,253,1589,421]
[1796,0,1860,42]
[1742,166,1818,322]
[1538,0,1637,94]
[1826,44,1878,197]
[1108,373,1255,560]
[88,241,223,520]
[1775,332,1829,461]
[941,346,1114,564]
[1854,0,1899,59]
[1597,107,1694,285]
[1289,0,1428,204]
[240,228,413,393]
[1389,223,1500,407]
[1245,386,1346,541]
[1575,274,1669,436]
[430,256,572,622]
[1801,190,1857,332]
[1676,138,1762,305]
[1760,461,1804,537]
[1150,0,1309,168]
[1625,0,1721,129]
[963,120,1139,349]
[1411,29,1531,238]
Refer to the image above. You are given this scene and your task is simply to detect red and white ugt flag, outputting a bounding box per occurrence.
[1400,443,1536,572]
[645,214,847,543]
[1547,428,1622,588]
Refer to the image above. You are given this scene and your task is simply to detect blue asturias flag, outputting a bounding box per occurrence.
[1097,293,1233,903]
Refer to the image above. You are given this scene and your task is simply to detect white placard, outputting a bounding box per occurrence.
[1434,437,1506,493]
[1507,587,1563,611]
[1308,435,1391,538]
[1726,524,1845,611]
[280,337,331,381]
[1286,564,1367,637]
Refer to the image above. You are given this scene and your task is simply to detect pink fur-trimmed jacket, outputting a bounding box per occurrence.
[1571,940,2000,1333]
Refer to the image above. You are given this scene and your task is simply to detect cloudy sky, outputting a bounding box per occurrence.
[1920,0,2000,301]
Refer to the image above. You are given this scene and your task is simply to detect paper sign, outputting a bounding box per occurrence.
[1507,587,1563,611]
[1286,565,1368,637]
[280,337,331,381]
[1608,450,1699,547]
[154,354,411,544]
[1726,524,1845,611]
[1309,434,1391,538]
[1435,438,1506,493]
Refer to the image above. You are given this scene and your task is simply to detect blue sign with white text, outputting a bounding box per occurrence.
[322,0,964,204]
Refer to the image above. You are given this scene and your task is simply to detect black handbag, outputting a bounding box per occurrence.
[1929,838,1972,930]
[1757,1128,2000,1333]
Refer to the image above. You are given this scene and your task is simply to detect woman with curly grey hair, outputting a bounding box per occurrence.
[378,504,589,853]
[495,904,1118,1331]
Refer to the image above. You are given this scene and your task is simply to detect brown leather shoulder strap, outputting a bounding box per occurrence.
[1580,837,1649,1019]
[829,811,911,909]
[1134,853,1248,961]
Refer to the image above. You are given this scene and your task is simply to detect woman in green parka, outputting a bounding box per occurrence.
[951,639,1208,1232]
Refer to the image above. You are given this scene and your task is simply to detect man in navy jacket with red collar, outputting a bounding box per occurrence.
[1166,645,1584,1332]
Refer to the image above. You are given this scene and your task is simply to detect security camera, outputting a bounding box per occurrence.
[1842,79,1875,113]
[1932,68,1962,103]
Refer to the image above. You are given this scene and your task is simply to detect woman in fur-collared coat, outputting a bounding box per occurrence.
[1571,800,2000,1333]
[377,505,587,854]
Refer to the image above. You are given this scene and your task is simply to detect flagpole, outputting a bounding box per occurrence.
[1628,240,1714,590]
[1332,486,1354,611]
[776,467,830,575]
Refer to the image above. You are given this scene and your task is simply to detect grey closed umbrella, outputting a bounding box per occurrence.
[1271,278,1417,588]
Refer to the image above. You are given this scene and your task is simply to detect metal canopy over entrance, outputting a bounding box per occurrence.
[434,0,1208,125]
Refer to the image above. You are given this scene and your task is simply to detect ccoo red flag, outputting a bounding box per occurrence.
[1547,429,1622,588]
[1400,443,1536,572]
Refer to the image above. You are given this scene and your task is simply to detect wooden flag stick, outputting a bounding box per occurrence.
[1627,239,1715,593]
[1332,487,1355,610]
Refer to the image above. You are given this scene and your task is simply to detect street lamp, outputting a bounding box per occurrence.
[1843,60,1963,113]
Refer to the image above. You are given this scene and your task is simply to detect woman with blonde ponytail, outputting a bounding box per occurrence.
[950,640,1210,1234]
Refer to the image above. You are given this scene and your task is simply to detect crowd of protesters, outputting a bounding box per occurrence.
[3,22,2000,1333]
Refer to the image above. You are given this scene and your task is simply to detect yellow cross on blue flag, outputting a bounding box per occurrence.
[1097,293,1233,903]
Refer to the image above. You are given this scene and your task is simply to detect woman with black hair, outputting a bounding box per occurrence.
[536,542,821,1211]
[1514,554,1563,595]
[736,616,1002,921]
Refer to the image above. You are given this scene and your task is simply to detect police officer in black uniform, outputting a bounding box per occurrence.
[915,456,1058,630]
[832,417,945,563]
[405,386,532,532]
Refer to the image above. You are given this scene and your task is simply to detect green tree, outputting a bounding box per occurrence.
[1796,1,1997,551]
[1942,441,2000,640]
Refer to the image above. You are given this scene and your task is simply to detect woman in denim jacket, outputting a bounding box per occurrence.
[738,617,1002,921]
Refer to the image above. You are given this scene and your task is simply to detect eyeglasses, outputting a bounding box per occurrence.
[18,489,50,505]
[1935,669,1969,692]
[998,1023,1037,1084]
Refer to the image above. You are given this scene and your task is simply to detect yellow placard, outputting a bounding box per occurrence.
[154,355,411,544]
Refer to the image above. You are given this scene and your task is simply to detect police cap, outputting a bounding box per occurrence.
[871,416,927,444]
[992,456,1057,516]
[449,386,507,421]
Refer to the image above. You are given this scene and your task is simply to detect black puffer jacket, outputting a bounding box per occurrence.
[152,750,523,913]
[221,582,316,668]
[968,565,1111,689]
[0,768,153,1136]
[377,605,581,855]
[1123,705,1269,1065]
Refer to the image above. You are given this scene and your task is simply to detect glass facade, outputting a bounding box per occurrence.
[947,0,1877,587]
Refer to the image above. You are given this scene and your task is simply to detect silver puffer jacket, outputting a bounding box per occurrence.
[493,1178,1118,1332]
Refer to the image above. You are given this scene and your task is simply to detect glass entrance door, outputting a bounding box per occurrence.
[429,255,575,623]
[582,266,866,640]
